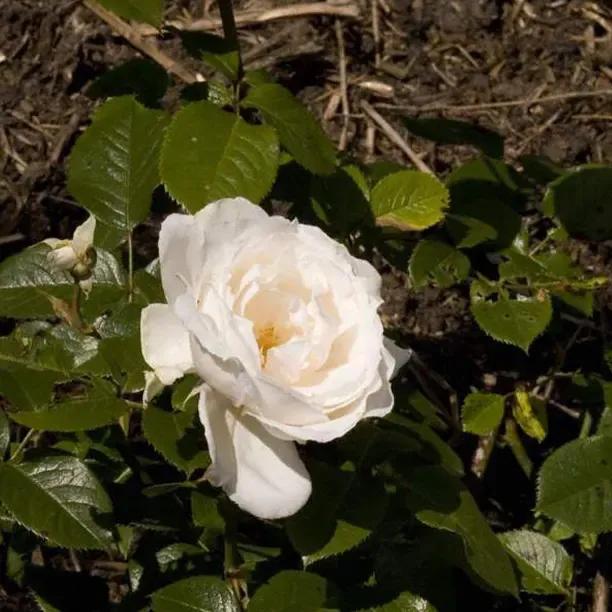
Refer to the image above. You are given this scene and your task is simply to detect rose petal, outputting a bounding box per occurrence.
[47,245,78,270]
[158,213,199,304]
[72,215,96,257]
[140,304,193,385]
[383,337,413,377]
[199,385,311,519]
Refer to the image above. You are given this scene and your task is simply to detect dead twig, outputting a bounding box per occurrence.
[376,88,612,113]
[83,0,200,83]
[360,100,433,174]
[334,20,350,150]
[593,572,610,612]
[176,2,360,32]
[371,0,381,68]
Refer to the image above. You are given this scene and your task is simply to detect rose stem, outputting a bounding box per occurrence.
[217,0,243,108]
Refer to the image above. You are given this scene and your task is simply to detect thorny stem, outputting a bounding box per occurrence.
[220,497,245,610]
[71,281,84,330]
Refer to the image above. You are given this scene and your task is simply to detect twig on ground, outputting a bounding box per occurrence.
[83,0,200,83]
[371,0,381,67]
[334,20,350,150]
[361,100,433,174]
[173,2,360,32]
[375,88,612,113]
[49,112,81,166]
[513,108,563,156]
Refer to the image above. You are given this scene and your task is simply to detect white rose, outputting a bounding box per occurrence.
[45,216,97,293]
[140,198,411,519]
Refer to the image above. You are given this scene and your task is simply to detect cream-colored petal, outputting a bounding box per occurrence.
[140,304,193,385]
[199,386,311,519]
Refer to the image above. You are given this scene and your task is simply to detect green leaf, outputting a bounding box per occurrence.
[404,117,503,158]
[446,158,524,248]
[87,58,169,107]
[8,380,129,432]
[462,392,505,435]
[96,0,164,27]
[0,454,113,549]
[243,83,336,175]
[519,155,565,185]
[0,369,59,412]
[160,101,279,211]
[249,571,339,612]
[151,576,239,612]
[407,466,518,596]
[0,245,125,319]
[371,171,449,231]
[286,460,388,565]
[536,435,612,534]
[512,390,547,442]
[68,96,169,231]
[310,165,372,234]
[543,166,612,241]
[181,32,239,81]
[499,530,573,595]
[409,239,470,288]
[470,284,552,352]
[142,405,208,475]
[191,490,224,534]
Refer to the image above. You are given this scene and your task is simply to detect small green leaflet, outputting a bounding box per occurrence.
[462,392,505,435]
[409,239,470,288]
[499,530,573,595]
[249,571,339,612]
[243,83,336,175]
[370,170,449,231]
[68,96,169,232]
[543,166,612,241]
[151,576,239,612]
[96,0,164,27]
[536,435,612,534]
[142,404,209,475]
[0,455,113,549]
[160,101,279,210]
[470,283,552,352]
[181,32,240,81]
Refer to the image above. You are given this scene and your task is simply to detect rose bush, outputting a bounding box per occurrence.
[141,197,410,519]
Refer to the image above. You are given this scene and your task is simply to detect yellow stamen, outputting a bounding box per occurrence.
[256,325,281,366]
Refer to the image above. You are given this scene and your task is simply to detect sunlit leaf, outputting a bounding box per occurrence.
[0,454,113,549]
[371,171,449,231]
[462,392,505,435]
[243,83,336,175]
[68,96,169,231]
[499,530,572,594]
[160,101,279,210]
